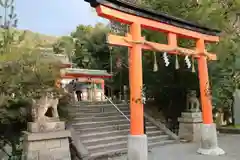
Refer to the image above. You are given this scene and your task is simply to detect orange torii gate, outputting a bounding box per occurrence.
[85,0,225,159]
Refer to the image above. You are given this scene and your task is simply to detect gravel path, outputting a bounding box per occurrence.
[108,134,240,160]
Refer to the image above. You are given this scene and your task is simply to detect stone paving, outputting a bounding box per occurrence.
[109,134,240,160]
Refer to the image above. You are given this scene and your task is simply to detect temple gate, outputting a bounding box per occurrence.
[51,53,112,101]
[60,68,112,101]
[85,0,225,159]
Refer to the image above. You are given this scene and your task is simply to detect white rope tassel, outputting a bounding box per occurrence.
[163,52,170,67]
[175,54,180,70]
[185,55,191,69]
[153,52,158,72]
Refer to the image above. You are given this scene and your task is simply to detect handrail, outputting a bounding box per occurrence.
[144,112,179,140]
[66,123,89,159]
[102,94,130,122]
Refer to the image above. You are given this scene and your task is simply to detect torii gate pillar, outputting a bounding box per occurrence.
[196,39,225,155]
[127,22,148,160]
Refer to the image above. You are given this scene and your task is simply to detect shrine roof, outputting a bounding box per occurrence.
[85,0,221,36]
[61,68,112,77]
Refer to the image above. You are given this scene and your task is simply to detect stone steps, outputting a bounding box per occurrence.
[82,133,168,147]
[89,148,126,160]
[83,135,127,147]
[80,130,129,141]
[73,119,130,128]
[89,140,176,160]
[69,109,130,116]
[74,101,123,106]
[79,129,163,141]
[70,102,177,159]
[69,103,129,112]
[88,135,170,154]
[73,114,131,122]
[74,124,157,134]
[74,103,128,107]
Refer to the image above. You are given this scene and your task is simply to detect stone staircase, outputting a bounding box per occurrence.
[68,102,178,159]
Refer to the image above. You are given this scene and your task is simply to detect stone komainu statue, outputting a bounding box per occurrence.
[186,90,200,112]
[31,94,60,122]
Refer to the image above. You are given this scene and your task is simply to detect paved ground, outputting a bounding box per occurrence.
[109,134,240,160]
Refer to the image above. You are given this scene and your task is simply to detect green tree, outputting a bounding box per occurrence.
[70,23,107,69]
[137,0,240,124]
[52,40,65,54]
[0,2,69,158]
[0,0,25,54]
[71,23,131,93]
[0,48,65,159]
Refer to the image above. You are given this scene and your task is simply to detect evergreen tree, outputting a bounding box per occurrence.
[0,0,25,54]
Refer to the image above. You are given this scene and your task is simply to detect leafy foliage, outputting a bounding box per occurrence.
[0,50,61,100]
[0,1,68,158]
[0,48,64,159]
[0,0,25,53]
[141,0,240,112]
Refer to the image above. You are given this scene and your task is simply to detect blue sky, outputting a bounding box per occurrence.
[15,0,108,36]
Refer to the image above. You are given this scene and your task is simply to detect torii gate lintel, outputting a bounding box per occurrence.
[107,33,217,60]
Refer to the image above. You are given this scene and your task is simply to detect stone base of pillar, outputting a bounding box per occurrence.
[127,134,148,160]
[22,130,71,160]
[178,112,202,142]
[197,123,225,156]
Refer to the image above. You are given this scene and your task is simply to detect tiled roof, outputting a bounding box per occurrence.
[61,68,112,76]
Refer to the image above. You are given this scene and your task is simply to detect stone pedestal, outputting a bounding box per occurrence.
[197,123,225,156]
[127,134,148,160]
[27,121,65,133]
[178,112,202,142]
[22,122,71,160]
